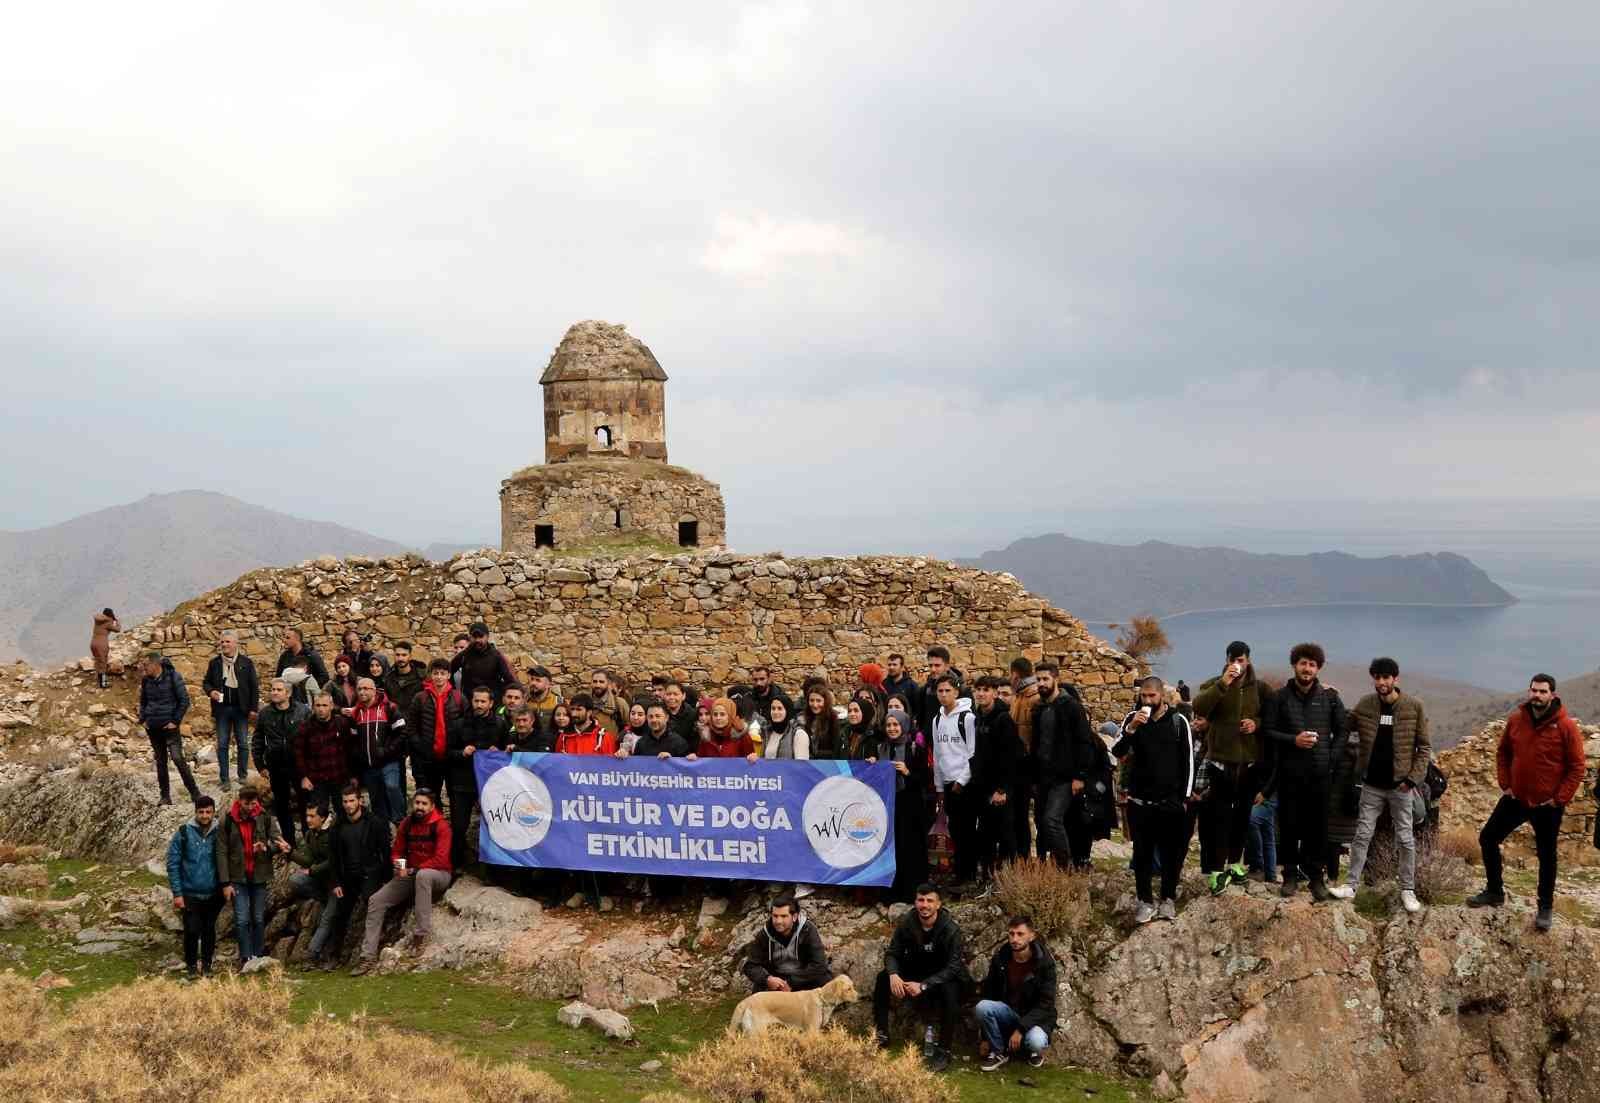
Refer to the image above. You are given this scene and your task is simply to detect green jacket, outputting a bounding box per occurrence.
[215,800,284,886]
[289,823,334,889]
[1192,667,1266,764]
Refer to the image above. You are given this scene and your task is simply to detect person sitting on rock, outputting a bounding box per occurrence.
[1468,673,1585,932]
[286,798,340,968]
[741,895,835,993]
[352,788,452,975]
[974,915,1058,1072]
[216,781,289,967]
[873,883,969,1072]
[166,794,222,979]
[324,782,392,969]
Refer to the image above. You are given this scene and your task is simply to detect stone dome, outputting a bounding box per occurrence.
[538,320,668,384]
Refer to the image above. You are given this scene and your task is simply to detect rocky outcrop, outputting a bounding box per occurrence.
[0,764,190,862]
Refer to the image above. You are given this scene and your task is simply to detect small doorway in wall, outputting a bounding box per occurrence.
[678,520,699,547]
[534,524,555,549]
[613,508,623,529]
[595,425,614,448]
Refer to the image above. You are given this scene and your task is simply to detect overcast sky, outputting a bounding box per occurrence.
[3,2,1597,556]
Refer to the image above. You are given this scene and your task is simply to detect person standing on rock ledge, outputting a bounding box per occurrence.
[1468,674,1585,932]
[1328,658,1430,914]
[90,608,120,689]
[1262,643,1348,902]
[137,651,201,806]
[1191,641,1268,894]
[1113,676,1196,924]
[202,630,258,794]
[275,628,329,705]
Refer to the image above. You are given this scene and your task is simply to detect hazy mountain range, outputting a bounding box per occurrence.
[962,534,1516,623]
[0,491,410,664]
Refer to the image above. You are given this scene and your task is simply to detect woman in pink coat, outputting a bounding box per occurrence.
[91,608,121,689]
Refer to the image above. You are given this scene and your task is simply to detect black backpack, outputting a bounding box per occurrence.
[1424,759,1448,803]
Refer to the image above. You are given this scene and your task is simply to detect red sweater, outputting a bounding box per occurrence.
[697,732,757,758]
[554,722,617,756]
[392,809,452,873]
[1497,701,1585,806]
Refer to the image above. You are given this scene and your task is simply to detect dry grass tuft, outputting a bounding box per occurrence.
[1435,828,1480,866]
[673,1026,957,1103]
[0,975,568,1103]
[639,1094,704,1103]
[992,857,1094,944]
[0,864,50,893]
[0,972,50,1066]
[1363,833,1473,904]
[0,844,51,865]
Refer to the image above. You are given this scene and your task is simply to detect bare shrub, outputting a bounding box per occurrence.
[1363,832,1472,904]
[1435,828,1480,866]
[992,857,1094,945]
[0,976,569,1103]
[0,864,49,893]
[1113,615,1171,662]
[673,1027,957,1103]
[0,844,50,865]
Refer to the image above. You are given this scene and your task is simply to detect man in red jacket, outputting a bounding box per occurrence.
[351,788,452,974]
[1468,674,1585,931]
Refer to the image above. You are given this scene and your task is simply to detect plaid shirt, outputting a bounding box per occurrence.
[295,715,350,785]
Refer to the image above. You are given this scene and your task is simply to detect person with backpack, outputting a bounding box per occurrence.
[1328,657,1432,914]
[407,659,464,802]
[343,677,408,825]
[930,674,981,886]
[1113,676,1196,923]
[971,675,1025,875]
[165,794,223,978]
[215,781,289,966]
[1032,661,1098,869]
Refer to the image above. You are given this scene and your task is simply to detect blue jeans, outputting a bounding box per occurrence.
[974,1000,1049,1056]
[364,762,407,824]
[215,707,250,782]
[289,871,341,958]
[231,882,269,961]
[1246,795,1278,879]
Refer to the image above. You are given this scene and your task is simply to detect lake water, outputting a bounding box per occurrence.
[1134,580,1600,691]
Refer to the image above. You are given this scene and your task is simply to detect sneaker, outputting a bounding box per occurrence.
[1327,884,1356,900]
[1309,878,1332,903]
[874,1030,891,1051]
[158,796,173,807]
[1226,863,1249,885]
[925,1047,951,1073]
[980,1052,1010,1072]
[1134,901,1157,925]
[1157,898,1177,921]
[1028,1051,1044,1068]
[1206,872,1227,896]
[1535,906,1554,932]
[1279,877,1300,899]
[348,959,373,977]
[1400,890,1422,914]
[1466,888,1505,908]
[408,932,429,954]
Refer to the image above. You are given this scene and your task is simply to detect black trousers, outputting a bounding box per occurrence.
[1277,771,1330,881]
[147,724,200,802]
[413,761,446,803]
[1130,802,1193,903]
[1013,786,1034,858]
[266,767,302,848]
[1202,762,1260,870]
[1481,795,1564,907]
[979,790,1022,870]
[873,969,960,1045]
[752,961,835,993]
[181,893,224,973]
[945,785,981,882]
[447,785,476,872]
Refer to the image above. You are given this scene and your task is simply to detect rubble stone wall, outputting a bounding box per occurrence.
[500,460,728,552]
[120,549,1140,721]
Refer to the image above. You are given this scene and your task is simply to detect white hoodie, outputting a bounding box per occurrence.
[931,697,975,791]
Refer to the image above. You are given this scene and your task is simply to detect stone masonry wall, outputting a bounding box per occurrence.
[121,549,1139,721]
[543,378,667,463]
[500,461,728,553]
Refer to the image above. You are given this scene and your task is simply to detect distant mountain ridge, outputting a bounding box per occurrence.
[0,491,411,665]
[962,534,1516,623]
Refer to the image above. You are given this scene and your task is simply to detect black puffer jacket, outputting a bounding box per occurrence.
[884,906,968,988]
[1263,679,1350,780]
[448,711,509,789]
[1033,689,1094,787]
[252,700,310,773]
[972,701,1024,799]
[138,659,190,728]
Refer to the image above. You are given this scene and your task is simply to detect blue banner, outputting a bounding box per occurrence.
[472,750,897,886]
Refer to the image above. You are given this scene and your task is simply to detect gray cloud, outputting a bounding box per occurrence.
[3,1,1598,545]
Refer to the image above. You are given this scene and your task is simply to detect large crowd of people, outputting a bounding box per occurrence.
[141,616,1586,1073]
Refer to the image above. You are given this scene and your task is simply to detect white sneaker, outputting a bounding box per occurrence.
[1401,890,1423,914]
[1327,884,1356,900]
[1133,902,1157,925]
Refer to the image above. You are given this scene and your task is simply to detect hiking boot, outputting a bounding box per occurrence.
[1327,883,1356,900]
[158,796,173,807]
[924,1046,951,1073]
[1279,877,1300,898]
[1206,872,1227,896]
[1157,898,1177,921]
[1535,906,1554,932]
[319,956,338,972]
[980,1052,1009,1072]
[1466,888,1505,908]
[874,1030,891,1051]
[1134,901,1157,925]
[1309,878,1332,903]
[348,958,374,977]
[1400,890,1423,914]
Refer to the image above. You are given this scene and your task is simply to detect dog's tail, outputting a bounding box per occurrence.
[738,1007,758,1035]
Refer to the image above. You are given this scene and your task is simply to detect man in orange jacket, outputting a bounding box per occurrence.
[1468,674,1585,931]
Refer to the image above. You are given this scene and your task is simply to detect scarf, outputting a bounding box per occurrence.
[221,655,238,689]
[231,799,262,877]
[424,681,451,759]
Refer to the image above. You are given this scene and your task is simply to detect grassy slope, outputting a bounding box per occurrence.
[3,856,1147,1103]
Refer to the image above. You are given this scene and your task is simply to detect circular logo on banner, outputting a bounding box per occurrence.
[802,775,889,869]
[480,764,554,852]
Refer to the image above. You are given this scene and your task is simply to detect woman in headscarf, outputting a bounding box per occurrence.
[803,686,842,760]
[366,653,391,695]
[90,608,120,689]
[620,697,651,756]
[340,629,374,680]
[697,697,758,762]
[845,696,880,761]
[880,707,930,902]
[762,697,809,760]
[324,654,359,710]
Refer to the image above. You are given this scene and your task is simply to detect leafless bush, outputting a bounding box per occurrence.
[1363,832,1472,904]
[993,857,1095,945]
[673,1027,957,1103]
